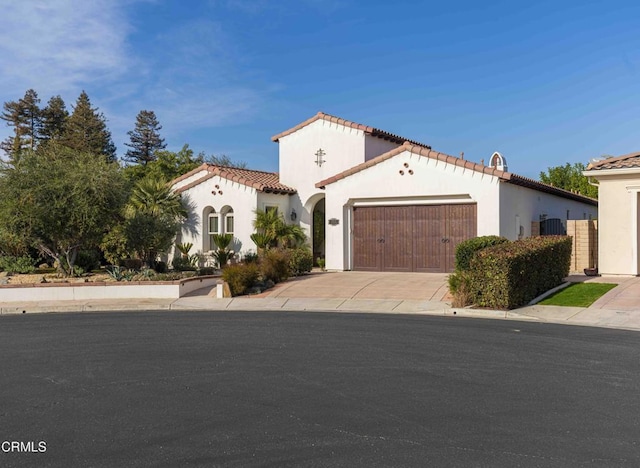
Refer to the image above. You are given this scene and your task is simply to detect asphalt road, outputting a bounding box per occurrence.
[1,311,639,467]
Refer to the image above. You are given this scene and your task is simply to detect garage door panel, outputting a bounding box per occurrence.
[383,206,413,272]
[353,207,384,271]
[414,205,445,272]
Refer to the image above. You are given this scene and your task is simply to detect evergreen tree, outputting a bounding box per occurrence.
[62,91,117,162]
[0,89,42,161]
[124,110,166,165]
[41,95,69,143]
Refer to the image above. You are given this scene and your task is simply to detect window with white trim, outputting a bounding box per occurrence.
[208,213,219,251]
[220,206,234,235]
[265,205,278,215]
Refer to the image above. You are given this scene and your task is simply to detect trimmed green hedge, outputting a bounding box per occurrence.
[455,235,509,271]
[467,236,572,309]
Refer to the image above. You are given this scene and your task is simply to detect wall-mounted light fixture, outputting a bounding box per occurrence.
[290,209,297,221]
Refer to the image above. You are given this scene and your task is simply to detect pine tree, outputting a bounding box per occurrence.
[0,89,42,160]
[62,91,117,162]
[41,95,69,143]
[124,110,166,165]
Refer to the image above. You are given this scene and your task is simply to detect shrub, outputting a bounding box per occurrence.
[0,255,36,274]
[153,261,168,273]
[222,263,260,296]
[198,267,216,276]
[289,247,313,276]
[171,256,196,271]
[455,235,509,271]
[467,236,572,310]
[243,251,259,264]
[260,248,291,284]
[154,272,189,281]
[76,249,101,273]
[121,258,143,270]
[448,270,473,307]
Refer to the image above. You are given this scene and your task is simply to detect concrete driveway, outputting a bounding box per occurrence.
[266,271,451,301]
[581,276,640,311]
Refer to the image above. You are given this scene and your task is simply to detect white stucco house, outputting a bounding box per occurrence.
[172,112,598,273]
[583,152,640,275]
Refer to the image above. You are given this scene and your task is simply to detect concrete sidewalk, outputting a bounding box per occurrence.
[1,272,639,332]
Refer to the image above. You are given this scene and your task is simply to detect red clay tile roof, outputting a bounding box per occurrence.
[315,142,597,206]
[271,112,432,148]
[586,151,640,170]
[173,164,296,195]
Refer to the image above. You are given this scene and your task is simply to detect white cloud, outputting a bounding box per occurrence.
[0,0,132,97]
[0,0,268,154]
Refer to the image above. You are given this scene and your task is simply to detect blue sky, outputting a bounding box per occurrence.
[1,0,639,179]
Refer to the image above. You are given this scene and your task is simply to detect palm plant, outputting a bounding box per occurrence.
[210,233,234,269]
[211,233,233,251]
[252,209,307,249]
[278,223,306,248]
[122,177,188,267]
[250,232,275,255]
[175,242,193,258]
[125,177,187,221]
[252,208,281,246]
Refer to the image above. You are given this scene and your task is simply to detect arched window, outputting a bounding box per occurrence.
[208,210,219,251]
[221,206,234,235]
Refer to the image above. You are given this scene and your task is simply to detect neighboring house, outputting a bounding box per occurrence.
[173,112,598,272]
[584,152,640,275]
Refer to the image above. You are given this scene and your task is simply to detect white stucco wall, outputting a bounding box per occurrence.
[278,119,368,208]
[498,183,598,240]
[364,134,401,161]
[591,175,639,275]
[276,121,407,254]
[321,150,502,270]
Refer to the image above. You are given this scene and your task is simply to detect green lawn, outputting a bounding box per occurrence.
[539,283,617,307]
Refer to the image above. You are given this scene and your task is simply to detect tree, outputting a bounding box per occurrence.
[539,162,598,199]
[124,177,187,220]
[123,144,203,182]
[102,177,187,267]
[124,110,166,166]
[0,89,43,161]
[62,91,117,162]
[0,143,127,275]
[41,95,69,143]
[204,153,247,168]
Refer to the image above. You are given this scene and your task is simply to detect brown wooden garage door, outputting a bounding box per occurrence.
[352,204,477,273]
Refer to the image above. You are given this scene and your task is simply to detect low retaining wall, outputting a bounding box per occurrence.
[0,276,219,302]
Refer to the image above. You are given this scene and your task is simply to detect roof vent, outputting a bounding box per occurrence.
[490,152,508,171]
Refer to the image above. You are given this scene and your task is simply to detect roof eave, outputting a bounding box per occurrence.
[583,167,640,177]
